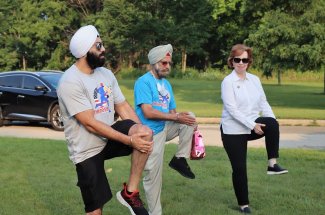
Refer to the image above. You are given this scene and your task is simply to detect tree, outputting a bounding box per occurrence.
[167,0,212,72]
[67,0,103,18]
[89,0,169,71]
[0,0,77,71]
[0,0,22,70]
[246,0,325,86]
[207,0,249,69]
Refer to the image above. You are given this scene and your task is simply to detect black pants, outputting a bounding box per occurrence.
[76,119,135,213]
[221,117,279,205]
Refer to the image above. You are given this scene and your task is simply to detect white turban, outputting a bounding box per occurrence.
[148,44,173,65]
[69,25,99,58]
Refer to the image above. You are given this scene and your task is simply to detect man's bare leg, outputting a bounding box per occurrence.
[127,124,153,191]
[86,208,102,215]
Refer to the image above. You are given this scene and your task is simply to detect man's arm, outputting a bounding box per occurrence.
[141,104,196,126]
[141,104,178,121]
[74,109,152,152]
[115,101,141,123]
[75,109,131,143]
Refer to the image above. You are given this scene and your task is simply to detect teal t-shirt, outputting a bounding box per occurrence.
[134,72,176,134]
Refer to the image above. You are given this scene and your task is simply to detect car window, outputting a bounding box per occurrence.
[0,75,23,88]
[40,73,62,89]
[23,76,45,90]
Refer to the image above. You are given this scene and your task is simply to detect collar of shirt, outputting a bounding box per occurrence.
[230,70,250,82]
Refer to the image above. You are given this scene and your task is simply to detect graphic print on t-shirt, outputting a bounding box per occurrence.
[152,91,170,110]
[93,83,112,114]
[159,93,169,108]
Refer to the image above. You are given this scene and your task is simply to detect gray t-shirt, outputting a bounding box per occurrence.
[57,64,125,164]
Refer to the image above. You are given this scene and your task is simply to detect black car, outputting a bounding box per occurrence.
[0,70,64,131]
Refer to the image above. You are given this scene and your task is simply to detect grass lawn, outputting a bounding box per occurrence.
[0,137,324,215]
[117,79,325,120]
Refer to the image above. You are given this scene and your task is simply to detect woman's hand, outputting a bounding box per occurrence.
[254,123,266,135]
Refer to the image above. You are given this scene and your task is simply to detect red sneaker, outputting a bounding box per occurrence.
[116,183,148,215]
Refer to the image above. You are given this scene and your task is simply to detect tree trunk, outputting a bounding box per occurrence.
[181,49,187,72]
[128,53,133,69]
[323,65,325,94]
[22,55,26,70]
[277,70,281,85]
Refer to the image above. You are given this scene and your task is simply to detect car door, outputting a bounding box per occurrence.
[0,74,23,118]
[16,75,52,120]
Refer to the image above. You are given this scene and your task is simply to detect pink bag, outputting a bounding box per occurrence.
[190,128,206,160]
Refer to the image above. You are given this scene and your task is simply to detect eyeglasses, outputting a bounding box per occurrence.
[233,58,249,64]
[160,61,173,67]
[95,42,104,51]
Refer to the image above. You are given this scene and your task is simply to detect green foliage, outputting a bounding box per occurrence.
[117,68,148,79]
[119,67,322,82]
[246,0,325,74]
[0,0,76,71]
[167,0,212,53]
[0,0,323,92]
[90,0,212,70]
[209,0,242,18]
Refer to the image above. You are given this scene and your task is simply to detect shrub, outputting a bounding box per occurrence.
[115,66,323,82]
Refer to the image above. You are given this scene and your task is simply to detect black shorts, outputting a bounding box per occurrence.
[75,119,135,213]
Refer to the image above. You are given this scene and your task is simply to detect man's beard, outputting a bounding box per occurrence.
[86,51,105,69]
[154,65,169,79]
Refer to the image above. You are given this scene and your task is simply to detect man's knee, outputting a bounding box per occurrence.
[139,124,153,134]
[131,124,153,140]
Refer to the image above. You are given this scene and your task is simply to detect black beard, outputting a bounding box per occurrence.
[86,51,105,69]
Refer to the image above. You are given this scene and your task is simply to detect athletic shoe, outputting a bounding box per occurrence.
[267,164,288,175]
[169,156,195,179]
[116,183,148,215]
[240,206,251,213]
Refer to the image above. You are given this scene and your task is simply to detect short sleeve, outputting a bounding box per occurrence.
[58,81,92,117]
[111,74,125,104]
[134,78,153,106]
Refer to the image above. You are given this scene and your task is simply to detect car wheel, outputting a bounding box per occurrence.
[50,104,64,131]
[0,106,3,127]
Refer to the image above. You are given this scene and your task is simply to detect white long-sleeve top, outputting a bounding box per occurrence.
[221,70,275,134]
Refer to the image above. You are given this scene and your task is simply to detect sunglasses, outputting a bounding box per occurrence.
[233,58,249,64]
[160,61,173,66]
[95,42,104,51]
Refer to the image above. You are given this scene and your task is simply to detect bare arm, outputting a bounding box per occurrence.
[141,103,178,121]
[74,109,152,152]
[141,104,196,126]
[115,100,141,123]
[75,109,131,144]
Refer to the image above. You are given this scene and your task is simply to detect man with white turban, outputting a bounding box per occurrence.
[134,44,197,215]
[57,25,153,215]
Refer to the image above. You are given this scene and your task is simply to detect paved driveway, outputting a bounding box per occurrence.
[1,122,324,149]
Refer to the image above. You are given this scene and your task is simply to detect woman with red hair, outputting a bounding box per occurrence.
[220,44,288,214]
